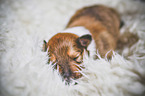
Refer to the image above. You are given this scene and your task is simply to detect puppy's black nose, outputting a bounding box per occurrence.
[64,72,70,80]
[63,73,71,84]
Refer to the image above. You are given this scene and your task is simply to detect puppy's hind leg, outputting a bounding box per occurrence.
[117,32,139,50]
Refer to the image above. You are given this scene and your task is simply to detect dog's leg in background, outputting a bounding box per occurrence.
[117,32,139,50]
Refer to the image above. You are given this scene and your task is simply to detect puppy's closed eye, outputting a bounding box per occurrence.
[74,56,82,63]
[72,53,83,63]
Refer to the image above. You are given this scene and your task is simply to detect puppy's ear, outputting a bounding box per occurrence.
[78,34,92,48]
[42,40,48,52]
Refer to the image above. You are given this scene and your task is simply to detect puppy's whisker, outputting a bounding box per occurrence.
[74,70,88,79]
[73,63,84,70]
[51,62,57,69]
[73,63,82,67]
[74,68,81,73]
[74,63,84,67]
[74,71,80,73]
[70,78,79,85]
[56,64,59,72]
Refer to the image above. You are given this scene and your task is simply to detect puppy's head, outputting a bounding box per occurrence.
[43,33,92,84]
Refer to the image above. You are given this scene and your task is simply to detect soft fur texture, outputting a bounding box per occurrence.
[0,0,145,96]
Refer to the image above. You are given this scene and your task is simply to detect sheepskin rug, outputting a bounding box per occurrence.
[0,0,145,96]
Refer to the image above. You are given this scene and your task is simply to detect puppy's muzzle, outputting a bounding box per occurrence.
[63,72,71,84]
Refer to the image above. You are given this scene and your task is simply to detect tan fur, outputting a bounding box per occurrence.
[48,33,83,81]
[117,32,139,50]
[66,5,121,58]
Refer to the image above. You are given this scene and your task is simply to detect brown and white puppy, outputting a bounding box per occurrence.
[43,5,121,84]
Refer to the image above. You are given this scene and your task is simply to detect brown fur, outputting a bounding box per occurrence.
[66,5,121,58]
[47,33,84,82]
[117,32,139,50]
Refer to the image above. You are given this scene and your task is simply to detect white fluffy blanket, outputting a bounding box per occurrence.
[0,0,145,96]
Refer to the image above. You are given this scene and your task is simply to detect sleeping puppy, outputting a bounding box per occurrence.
[43,5,122,84]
